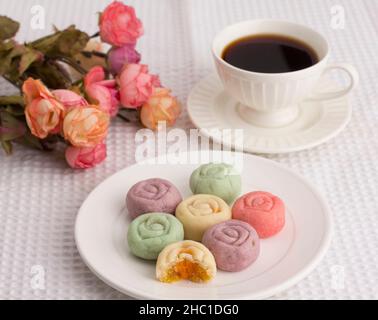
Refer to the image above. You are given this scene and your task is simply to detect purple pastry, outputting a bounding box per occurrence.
[126,178,182,219]
[202,219,260,272]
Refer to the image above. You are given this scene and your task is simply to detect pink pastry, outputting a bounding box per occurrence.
[202,220,260,272]
[232,191,285,238]
[126,178,182,219]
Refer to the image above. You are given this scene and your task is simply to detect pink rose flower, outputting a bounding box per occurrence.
[65,142,107,169]
[22,78,64,138]
[117,63,160,108]
[99,1,143,47]
[107,44,141,75]
[140,87,181,130]
[52,89,88,110]
[63,105,110,147]
[84,66,120,116]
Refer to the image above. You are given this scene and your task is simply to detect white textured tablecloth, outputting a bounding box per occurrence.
[0,0,377,300]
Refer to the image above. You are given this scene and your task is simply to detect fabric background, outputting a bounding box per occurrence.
[0,0,377,299]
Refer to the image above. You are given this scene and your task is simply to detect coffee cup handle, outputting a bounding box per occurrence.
[308,63,359,100]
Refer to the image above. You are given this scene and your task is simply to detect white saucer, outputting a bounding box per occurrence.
[75,151,332,300]
[187,74,352,154]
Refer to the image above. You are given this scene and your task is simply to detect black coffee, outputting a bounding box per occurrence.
[222,34,318,73]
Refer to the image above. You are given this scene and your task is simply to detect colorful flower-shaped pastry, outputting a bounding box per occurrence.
[202,220,260,271]
[175,194,231,241]
[127,212,184,260]
[189,163,241,204]
[126,178,182,219]
[232,191,285,238]
[156,240,216,283]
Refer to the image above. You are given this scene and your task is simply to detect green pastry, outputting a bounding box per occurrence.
[189,163,241,204]
[127,212,184,260]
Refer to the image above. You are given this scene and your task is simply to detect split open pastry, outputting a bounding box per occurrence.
[156,240,216,283]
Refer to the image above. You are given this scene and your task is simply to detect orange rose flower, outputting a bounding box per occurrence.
[63,105,110,147]
[22,78,64,138]
[140,88,180,130]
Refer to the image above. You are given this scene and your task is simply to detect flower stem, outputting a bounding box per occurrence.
[90,31,100,38]
[0,95,24,105]
[81,50,107,59]
[117,113,130,122]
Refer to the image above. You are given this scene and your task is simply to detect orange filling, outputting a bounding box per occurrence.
[161,259,211,283]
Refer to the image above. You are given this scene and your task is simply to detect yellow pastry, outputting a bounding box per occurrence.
[156,240,216,283]
[175,194,231,241]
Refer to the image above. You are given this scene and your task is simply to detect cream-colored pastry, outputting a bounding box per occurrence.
[156,240,216,283]
[175,194,231,241]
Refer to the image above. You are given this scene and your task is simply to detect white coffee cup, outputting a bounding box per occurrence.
[212,20,359,127]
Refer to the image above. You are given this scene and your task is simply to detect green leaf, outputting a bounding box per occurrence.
[24,60,72,89]
[0,39,16,52]
[0,42,43,78]
[0,16,20,41]
[52,26,89,57]
[19,46,43,74]
[0,110,26,141]
[1,140,12,154]
[0,95,24,106]
[0,43,25,75]
[30,25,89,57]
[29,32,62,52]
[3,104,25,116]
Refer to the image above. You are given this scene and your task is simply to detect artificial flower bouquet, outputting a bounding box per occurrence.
[0,1,180,168]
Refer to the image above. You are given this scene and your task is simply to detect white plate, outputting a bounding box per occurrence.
[187,74,351,154]
[75,151,332,299]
